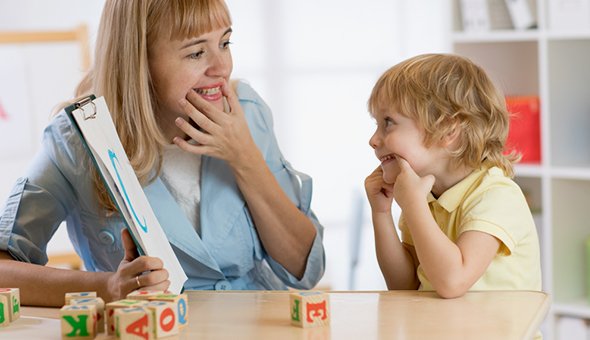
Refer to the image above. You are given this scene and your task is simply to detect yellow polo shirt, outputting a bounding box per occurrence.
[399,166,542,292]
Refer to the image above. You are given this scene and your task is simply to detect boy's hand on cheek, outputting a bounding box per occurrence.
[365,166,395,214]
[393,158,434,210]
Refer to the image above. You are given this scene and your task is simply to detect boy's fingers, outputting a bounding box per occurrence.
[396,157,411,171]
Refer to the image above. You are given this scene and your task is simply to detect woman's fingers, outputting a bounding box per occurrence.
[135,269,169,288]
[178,98,219,135]
[121,229,139,262]
[174,117,213,144]
[220,81,239,115]
[185,90,225,124]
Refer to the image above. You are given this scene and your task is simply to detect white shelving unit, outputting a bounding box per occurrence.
[452,1,590,339]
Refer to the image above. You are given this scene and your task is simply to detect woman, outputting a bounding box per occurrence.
[0,0,325,307]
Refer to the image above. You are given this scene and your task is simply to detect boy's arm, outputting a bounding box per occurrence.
[394,158,500,298]
[365,166,419,290]
[372,211,420,289]
[403,202,500,298]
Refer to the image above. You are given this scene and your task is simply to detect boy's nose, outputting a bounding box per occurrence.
[369,133,379,149]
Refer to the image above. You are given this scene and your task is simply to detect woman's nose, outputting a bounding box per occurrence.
[207,51,232,78]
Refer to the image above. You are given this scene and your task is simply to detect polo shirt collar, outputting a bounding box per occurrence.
[429,167,489,212]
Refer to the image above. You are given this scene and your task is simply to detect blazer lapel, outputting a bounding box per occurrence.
[143,177,221,274]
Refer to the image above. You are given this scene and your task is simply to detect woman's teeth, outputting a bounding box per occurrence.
[195,87,220,95]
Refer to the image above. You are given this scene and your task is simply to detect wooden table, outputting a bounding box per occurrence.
[14,290,549,339]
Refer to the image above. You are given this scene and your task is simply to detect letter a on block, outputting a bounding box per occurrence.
[126,314,149,339]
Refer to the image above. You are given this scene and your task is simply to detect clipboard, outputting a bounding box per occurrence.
[65,95,187,293]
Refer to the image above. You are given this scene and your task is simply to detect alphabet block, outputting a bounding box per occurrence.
[114,307,153,340]
[70,297,105,333]
[126,289,167,301]
[106,299,148,335]
[60,304,97,339]
[290,291,330,328]
[145,301,179,337]
[0,288,20,322]
[0,295,9,327]
[148,293,189,328]
[65,292,97,305]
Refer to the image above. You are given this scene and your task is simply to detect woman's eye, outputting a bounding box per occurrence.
[188,50,205,59]
[221,40,232,49]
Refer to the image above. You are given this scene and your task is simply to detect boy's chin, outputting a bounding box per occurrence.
[382,172,397,185]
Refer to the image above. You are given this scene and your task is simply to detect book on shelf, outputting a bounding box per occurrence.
[505,95,541,164]
[459,0,536,32]
[459,0,491,32]
[504,0,536,30]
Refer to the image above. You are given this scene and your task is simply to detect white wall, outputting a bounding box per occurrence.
[0,0,451,289]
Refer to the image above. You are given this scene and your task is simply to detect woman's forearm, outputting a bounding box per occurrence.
[0,252,111,307]
[230,148,317,279]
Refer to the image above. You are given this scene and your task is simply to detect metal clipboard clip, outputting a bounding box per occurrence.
[73,95,97,120]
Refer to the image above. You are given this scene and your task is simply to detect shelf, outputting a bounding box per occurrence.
[514,164,543,178]
[547,31,590,40]
[452,30,540,43]
[551,167,590,180]
[553,300,590,319]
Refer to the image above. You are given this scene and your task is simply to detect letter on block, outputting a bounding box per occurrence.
[60,304,97,339]
[106,299,149,335]
[0,295,9,327]
[71,297,105,333]
[0,288,20,322]
[115,307,153,340]
[145,301,179,338]
[290,291,330,328]
[148,293,189,328]
[65,292,97,305]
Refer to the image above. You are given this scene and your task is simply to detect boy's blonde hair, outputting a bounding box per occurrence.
[71,0,231,211]
[368,53,518,177]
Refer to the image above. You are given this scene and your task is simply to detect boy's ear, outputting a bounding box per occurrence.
[442,123,461,148]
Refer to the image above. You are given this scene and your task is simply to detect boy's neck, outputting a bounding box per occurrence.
[431,165,475,198]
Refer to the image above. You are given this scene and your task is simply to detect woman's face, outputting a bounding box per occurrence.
[149,26,233,138]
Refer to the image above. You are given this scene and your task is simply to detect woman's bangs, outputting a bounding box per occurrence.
[168,0,232,40]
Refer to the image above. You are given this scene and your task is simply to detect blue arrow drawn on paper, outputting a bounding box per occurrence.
[109,149,148,233]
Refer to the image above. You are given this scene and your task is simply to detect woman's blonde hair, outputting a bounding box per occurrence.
[72,0,231,211]
[368,53,518,177]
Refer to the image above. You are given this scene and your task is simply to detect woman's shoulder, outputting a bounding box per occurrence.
[233,79,274,131]
[233,79,261,102]
[42,110,89,168]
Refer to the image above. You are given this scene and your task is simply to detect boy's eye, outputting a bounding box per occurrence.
[384,117,394,127]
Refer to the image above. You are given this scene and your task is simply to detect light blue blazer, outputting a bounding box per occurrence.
[0,81,325,290]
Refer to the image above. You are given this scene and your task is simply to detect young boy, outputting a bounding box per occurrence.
[365,53,542,299]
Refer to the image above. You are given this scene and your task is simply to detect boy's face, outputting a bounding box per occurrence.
[369,109,447,184]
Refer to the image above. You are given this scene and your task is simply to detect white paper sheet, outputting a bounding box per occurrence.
[68,96,187,293]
